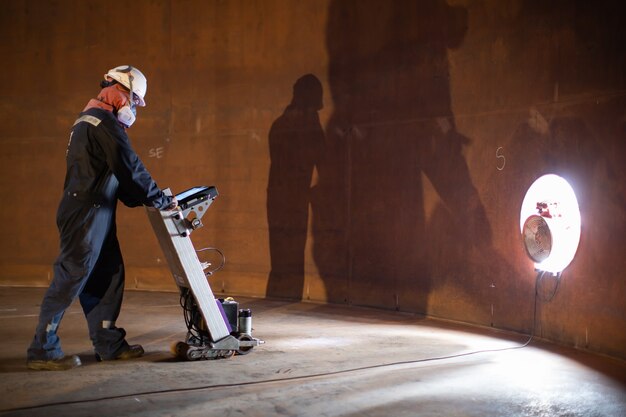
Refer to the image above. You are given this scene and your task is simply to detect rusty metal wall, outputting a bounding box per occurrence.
[0,0,624,359]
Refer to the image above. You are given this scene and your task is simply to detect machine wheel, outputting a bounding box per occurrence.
[222,350,235,359]
[172,341,190,360]
[236,334,254,355]
[172,341,204,361]
[187,347,204,361]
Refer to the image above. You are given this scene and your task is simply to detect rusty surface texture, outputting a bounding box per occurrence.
[0,1,624,359]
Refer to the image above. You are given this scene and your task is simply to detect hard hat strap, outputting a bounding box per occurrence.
[119,66,136,111]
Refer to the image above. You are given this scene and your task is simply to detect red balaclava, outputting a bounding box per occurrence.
[83,84,131,114]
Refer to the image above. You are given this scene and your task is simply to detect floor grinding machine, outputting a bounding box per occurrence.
[146,186,263,360]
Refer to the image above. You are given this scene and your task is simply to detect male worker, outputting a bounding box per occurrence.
[27,65,176,370]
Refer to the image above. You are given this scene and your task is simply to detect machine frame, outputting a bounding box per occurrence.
[146,186,263,360]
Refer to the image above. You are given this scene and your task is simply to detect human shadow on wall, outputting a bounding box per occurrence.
[312,0,494,313]
[266,74,325,300]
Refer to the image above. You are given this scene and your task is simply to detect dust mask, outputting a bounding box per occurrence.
[117,103,136,128]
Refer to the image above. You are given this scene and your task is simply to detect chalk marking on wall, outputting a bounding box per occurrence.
[496,146,506,171]
[149,147,165,159]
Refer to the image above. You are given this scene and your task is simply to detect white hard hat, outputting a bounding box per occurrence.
[104,65,147,107]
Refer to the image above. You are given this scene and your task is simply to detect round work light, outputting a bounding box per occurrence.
[519,174,581,274]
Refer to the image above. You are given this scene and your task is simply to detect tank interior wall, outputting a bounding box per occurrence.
[0,0,624,359]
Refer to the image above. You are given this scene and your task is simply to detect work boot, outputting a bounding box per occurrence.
[27,355,82,371]
[95,344,144,362]
[116,344,144,360]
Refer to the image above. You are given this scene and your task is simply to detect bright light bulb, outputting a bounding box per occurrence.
[520,174,581,274]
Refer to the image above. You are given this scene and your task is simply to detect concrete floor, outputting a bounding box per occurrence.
[0,287,624,417]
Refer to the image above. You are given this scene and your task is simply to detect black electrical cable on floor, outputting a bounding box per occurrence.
[4,272,549,414]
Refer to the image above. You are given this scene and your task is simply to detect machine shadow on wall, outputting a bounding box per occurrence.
[266,74,325,300]
[308,0,495,312]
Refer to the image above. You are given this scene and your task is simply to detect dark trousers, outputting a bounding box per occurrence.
[27,198,129,361]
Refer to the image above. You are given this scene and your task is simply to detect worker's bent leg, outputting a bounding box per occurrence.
[27,201,111,362]
[80,231,130,359]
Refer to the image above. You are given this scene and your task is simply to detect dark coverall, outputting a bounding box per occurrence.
[27,107,172,361]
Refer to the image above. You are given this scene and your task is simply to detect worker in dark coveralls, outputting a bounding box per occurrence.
[27,65,176,370]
